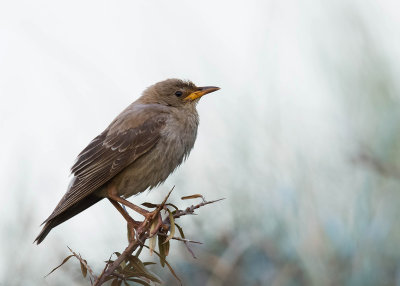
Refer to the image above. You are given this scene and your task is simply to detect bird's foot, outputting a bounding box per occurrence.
[108,190,174,239]
[127,220,141,242]
[135,209,163,237]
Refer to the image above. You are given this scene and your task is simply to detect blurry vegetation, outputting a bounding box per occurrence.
[153,5,400,286]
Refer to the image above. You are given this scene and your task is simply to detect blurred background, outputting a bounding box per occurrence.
[1,0,400,285]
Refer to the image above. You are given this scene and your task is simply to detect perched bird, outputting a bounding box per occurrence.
[35,79,220,244]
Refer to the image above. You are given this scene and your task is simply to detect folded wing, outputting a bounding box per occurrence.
[43,107,167,223]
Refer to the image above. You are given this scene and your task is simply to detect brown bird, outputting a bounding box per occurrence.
[35,79,220,244]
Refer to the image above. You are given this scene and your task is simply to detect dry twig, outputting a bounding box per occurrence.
[47,189,224,286]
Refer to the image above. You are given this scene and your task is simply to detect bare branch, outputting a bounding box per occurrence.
[48,188,224,286]
[157,232,203,244]
[93,189,175,285]
[173,198,225,220]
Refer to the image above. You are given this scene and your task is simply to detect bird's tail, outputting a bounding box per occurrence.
[34,194,103,244]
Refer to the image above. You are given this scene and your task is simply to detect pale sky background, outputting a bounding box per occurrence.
[1,0,400,285]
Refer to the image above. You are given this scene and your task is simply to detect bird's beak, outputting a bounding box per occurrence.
[184,86,220,101]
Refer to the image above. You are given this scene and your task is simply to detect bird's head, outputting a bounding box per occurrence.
[141,79,220,107]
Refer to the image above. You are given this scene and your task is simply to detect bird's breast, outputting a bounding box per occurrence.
[113,112,199,198]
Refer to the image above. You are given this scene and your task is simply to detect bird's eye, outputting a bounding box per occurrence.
[175,91,183,97]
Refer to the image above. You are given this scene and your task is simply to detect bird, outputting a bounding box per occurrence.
[34,78,220,244]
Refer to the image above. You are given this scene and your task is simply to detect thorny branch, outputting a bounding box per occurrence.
[94,233,148,285]
[173,198,225,220]
[48,189,224,286]
[93,189,174,286]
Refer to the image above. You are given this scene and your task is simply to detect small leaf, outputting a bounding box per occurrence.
[158,235,166,267]
[141,202,158,208]
[126,256,162,283]
[147,247,182,286]
[164,209,175,244]
[165,203,179,211]
[175,223,185,239]
[122,268,145,277]
[161,257,181,285]
[164,240,170,256]
[148,219,159,255]
[155,252,182,285]
[130,257,150,274]
[135,245,144,258]
[127,278,151,286]
[45,255,74,277]
[149,235,157,255]
[181,194,203,200]
[143,262,157,266]
[80,261,87,278]
[111,278,121,286]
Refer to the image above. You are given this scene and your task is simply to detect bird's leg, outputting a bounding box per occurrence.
[108,194,153,217]
[107,187,164,237]
[107,186,165,238]
[108,198,140,225]
[108,198,139,241]
[107,187,157,219]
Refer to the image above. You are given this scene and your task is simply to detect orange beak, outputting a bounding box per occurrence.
[184,86,220,101]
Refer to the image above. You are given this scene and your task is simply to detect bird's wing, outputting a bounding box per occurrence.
[44,106,167,223]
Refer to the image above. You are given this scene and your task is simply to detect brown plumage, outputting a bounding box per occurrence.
[35,79,219,244]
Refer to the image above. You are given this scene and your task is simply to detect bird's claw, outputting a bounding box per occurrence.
[132,209,163,238]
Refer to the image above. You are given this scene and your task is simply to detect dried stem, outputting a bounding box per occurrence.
[71,190,223,286]
[157,232,203,244]
[173,198,225,220]
[93,234,146,285]
[67,247,96,280]
[93,190,174,285]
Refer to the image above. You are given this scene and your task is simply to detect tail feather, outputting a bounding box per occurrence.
[34,194,103,244]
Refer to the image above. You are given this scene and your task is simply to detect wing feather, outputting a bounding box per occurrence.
[44,108,167,223]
